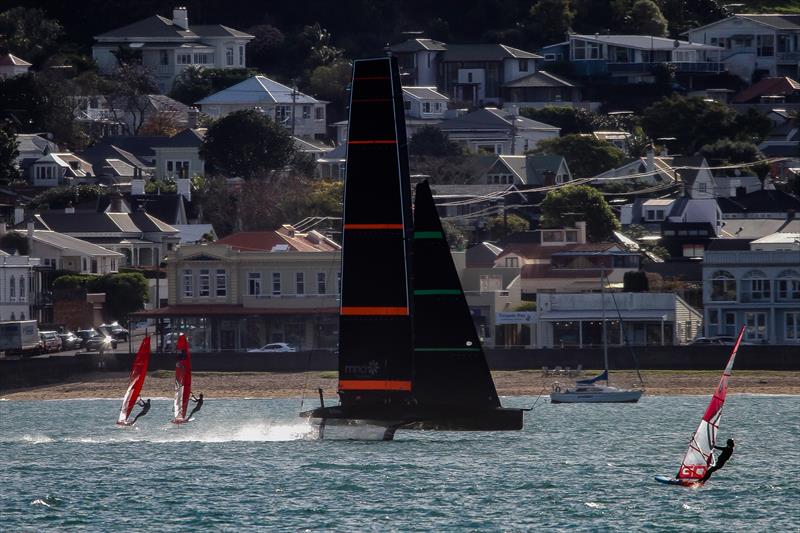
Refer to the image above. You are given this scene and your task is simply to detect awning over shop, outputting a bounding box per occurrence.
[133,304,339,317]
[539,310,670,321]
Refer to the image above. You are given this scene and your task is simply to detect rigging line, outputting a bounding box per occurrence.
[524,386,550,411]
[606,279,646,388]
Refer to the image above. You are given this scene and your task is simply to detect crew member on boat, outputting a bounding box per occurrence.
[130,398,151,425]
[700,438,735,482]
[187,393,204,419]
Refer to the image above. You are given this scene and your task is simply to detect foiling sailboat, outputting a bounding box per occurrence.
[655,326,744,486]
[171,334,192,424]
[116,336,151,426]
[300,57,524,440]
[550,273,643,404]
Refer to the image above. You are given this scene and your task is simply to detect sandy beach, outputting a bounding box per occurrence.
[2,369,799,400]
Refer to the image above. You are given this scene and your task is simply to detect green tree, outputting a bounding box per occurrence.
[642,95,738,155]
[487,213,529,240]
[533,134,625,179]
[699,140,763,164]
[104,65,160,135]
[245,24,286,70]
[169,66,213,105]
[0,7,64,66]
[0,232,28,255]
[409,126,463,157]
[200,109,296,179]
[308,60,352,117]
[0,123,20,185]
[540,185,620,242]
[520,106,596,135]
[623,270,650,292]
[628,0,668,36]
[733,107,772,145]
[529,0,575,47]
[89,272,148,320]
[28,185,102,210]
[441,219,468,250]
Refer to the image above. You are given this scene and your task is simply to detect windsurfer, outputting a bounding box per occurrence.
[699,438,734,482]
[130,398,151,425]
[186,393,203,419]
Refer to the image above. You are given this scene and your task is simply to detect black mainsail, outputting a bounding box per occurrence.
[302,57,523,437]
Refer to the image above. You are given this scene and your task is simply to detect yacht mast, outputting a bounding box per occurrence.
[601,267,609,385]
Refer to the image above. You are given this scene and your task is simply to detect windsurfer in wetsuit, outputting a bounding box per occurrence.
[700,438,735,482]
[186,393,203,420]
[130,398,151,425]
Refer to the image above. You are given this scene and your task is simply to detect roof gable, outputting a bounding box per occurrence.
[197,76,319,105]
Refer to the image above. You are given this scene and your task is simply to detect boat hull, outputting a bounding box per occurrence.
[550,390,643,403]
[300,405,524,440]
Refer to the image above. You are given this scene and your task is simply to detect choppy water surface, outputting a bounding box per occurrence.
[1,395,797,531]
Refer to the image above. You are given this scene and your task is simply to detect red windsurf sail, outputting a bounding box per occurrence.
[676,325,744,482]
[117,336,151,425]
[172,334,192,422]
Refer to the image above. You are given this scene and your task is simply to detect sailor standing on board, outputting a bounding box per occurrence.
[130,398,151,425]
[700,438,735,482]
[186,393,203,420]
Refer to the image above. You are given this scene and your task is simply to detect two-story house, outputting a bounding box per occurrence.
[703,240,800,343]
[687,14,800,81]
[0,243,40,322]
[140,225,341,351]
[92,7,254,93]
[479,154,572,186]
[197,76,327,138]
[540,34,724,84]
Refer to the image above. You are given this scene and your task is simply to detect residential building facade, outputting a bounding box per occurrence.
[0,252,41,322]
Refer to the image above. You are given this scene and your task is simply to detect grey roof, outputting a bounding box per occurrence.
[197,76,320,105]
[441,44,541,62]
[16,230,123,257]
[571,34,721,51]
[30,211,177,235]
[16,134,58,156]
[438,108,558,132]
[95,14,253,40]
[431,183,525,200]
[173,224,216,243]
[403,87,449,100]
[502,70,579,88]
[738,14,800,30]
[389,38,447,52]
[719,218,800,240]
[760,143,799,157]
[155,128,206,148]
[672,156,706,188]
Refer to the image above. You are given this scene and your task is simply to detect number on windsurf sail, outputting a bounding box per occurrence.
[172,334,192,424]
[655,326,745,486]
[117,336,151,426]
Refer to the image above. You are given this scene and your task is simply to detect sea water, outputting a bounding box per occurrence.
[1,395,798,532]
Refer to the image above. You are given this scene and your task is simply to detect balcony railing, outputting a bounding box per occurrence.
[607,61,723,73]
[777,51,800,61]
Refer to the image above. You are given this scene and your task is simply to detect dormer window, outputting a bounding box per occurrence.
[698,182,707,193]
[519,59,529,72]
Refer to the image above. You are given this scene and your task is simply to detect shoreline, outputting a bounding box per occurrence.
[2,369,799,400]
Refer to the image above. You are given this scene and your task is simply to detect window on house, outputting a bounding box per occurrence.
[749,278,771,300]
[317,272,326,294]
[519,59,529,72]
[226,47,234,66]
[565,231,578,243]
[183,269,193,297]
[239,45,244,66]
[166,160,190,178]
[708,309,720,336]
[198,269,210,296]
[786,312,800,342]
[272,272,281,296]
[505,257,519,268]
[194,53,212,64]
[745,312,767,341]
[423,102,431,113]
[777,270,800,300]
[248,272,261,296]
[337,271,341,294]
[302,105,311,119]
[757,34,775,57]
[404,100,411,111]
[82,258,88,272]
[544,53,556,61]
[91,259,98,273]
[18,277,25,301]
[467,72,473,82]
[275,105,290,124]
[435,102,442,112]
[111,259,117,272]
[710,270,736,301]
[542,230,561,242]
[315,107,324,120]
[296,272,304,295]
[216,269,227,297]
[682,244,704,257]
[9,276,15,301]
[177,53,192,65]
[698,182,707,193]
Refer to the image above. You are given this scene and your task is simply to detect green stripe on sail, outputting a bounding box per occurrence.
[413,289,461,295]
[414,231,444,239]
[415,347,481,352]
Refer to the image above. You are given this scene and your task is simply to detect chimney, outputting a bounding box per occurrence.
[575,221,587,244]
[131,178,146,196]
[187,107,199,129]
[172,7,188,30]
[177,178,191,202]
[646,145,655,173]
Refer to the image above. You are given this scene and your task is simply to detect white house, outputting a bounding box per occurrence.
[687,14,800,81]
[196,76,327,138]
[0,250,40,322]
[0,53,31,79]
[438,107,560,155]
[92,7,254,93]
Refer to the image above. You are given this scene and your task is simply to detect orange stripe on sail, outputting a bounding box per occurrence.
[343,224,403,230]
[347,140,397,144]
[339,380,412,391]
[340,306,409,316]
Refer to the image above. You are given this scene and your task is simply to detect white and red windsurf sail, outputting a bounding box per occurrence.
[172,334,192,422]
[676,326,744,482]
[117,336,152,425]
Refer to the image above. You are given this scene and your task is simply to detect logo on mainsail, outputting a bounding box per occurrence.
[344,360,380,376]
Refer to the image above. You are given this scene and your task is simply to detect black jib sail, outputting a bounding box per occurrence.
[302,56,523,437]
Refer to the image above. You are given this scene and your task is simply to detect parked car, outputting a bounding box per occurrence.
[75,328,100,348]
[247,342,298,353]
[0,320,41,356]
[84,334,118,352]
[100,322,129,341]
[40,331,62,353]
[58,331,81,350]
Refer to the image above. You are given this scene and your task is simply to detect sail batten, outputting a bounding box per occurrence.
[676,326,744,481]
